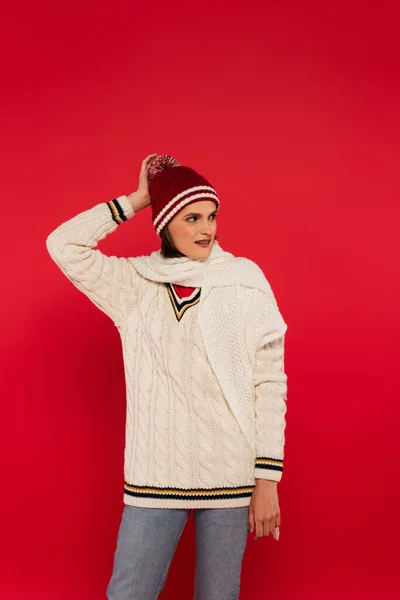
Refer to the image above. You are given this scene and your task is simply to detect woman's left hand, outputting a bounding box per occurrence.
[248,480,280,540]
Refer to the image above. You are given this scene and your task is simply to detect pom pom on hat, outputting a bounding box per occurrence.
[148,155,181,182]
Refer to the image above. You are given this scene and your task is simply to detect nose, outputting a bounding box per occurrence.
[201,220,213,236]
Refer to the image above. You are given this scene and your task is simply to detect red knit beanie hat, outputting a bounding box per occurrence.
[148,155,220,237]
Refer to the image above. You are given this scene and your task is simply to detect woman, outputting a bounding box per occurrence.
[46,154,288,600]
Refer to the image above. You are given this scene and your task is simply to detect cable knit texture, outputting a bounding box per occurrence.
[46,195,288,508]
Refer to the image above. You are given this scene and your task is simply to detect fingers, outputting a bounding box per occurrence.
[252,515,280,540]
[248,509,254,534]
[138,154,158,189]
[249,506,265,540]
[140,154,157,175]
[255,517,264,541]
[143,153,158,165]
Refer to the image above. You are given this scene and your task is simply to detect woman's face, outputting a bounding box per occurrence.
[166,200,218,259]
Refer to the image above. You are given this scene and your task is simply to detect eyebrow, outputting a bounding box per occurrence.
[184,209,218,217]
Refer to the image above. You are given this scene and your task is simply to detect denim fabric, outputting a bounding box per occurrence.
[106,504,249,600]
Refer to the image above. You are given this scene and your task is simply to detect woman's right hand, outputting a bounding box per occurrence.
[127,153,158,212]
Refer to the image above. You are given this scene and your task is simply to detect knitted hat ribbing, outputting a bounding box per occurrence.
[148,155,220,237]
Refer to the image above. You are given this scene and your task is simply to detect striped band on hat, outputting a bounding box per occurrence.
[154,186,219,236]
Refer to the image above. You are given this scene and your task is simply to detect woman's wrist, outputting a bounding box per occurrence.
[126,191,148,212]
[255,478,278,486]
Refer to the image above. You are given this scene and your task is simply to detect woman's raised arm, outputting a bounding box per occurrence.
[45,154,158,327]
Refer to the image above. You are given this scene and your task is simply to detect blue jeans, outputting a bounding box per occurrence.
[106,504,250,600]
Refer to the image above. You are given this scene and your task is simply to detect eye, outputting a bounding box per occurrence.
[187,214,217,222]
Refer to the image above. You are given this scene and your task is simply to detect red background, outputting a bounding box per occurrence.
[1,0,399,598]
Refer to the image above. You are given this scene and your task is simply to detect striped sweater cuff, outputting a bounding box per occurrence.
[255,457,283,482]
[106,195,135,225]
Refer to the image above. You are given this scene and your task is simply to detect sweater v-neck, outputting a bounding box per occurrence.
[170,283,198,299]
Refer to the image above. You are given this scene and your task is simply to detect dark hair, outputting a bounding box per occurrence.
[160,226,219,258]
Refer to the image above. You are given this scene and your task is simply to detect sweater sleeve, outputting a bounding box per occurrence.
[252,292,288,482]
[45,195,141,327]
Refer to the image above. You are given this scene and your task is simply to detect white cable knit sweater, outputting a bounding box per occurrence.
[46,195,288,509]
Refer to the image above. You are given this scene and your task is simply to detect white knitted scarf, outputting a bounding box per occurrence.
[130,240,286,454]
[130,239,273,294]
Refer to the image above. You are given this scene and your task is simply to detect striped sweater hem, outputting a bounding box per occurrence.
[123,481,256,509]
